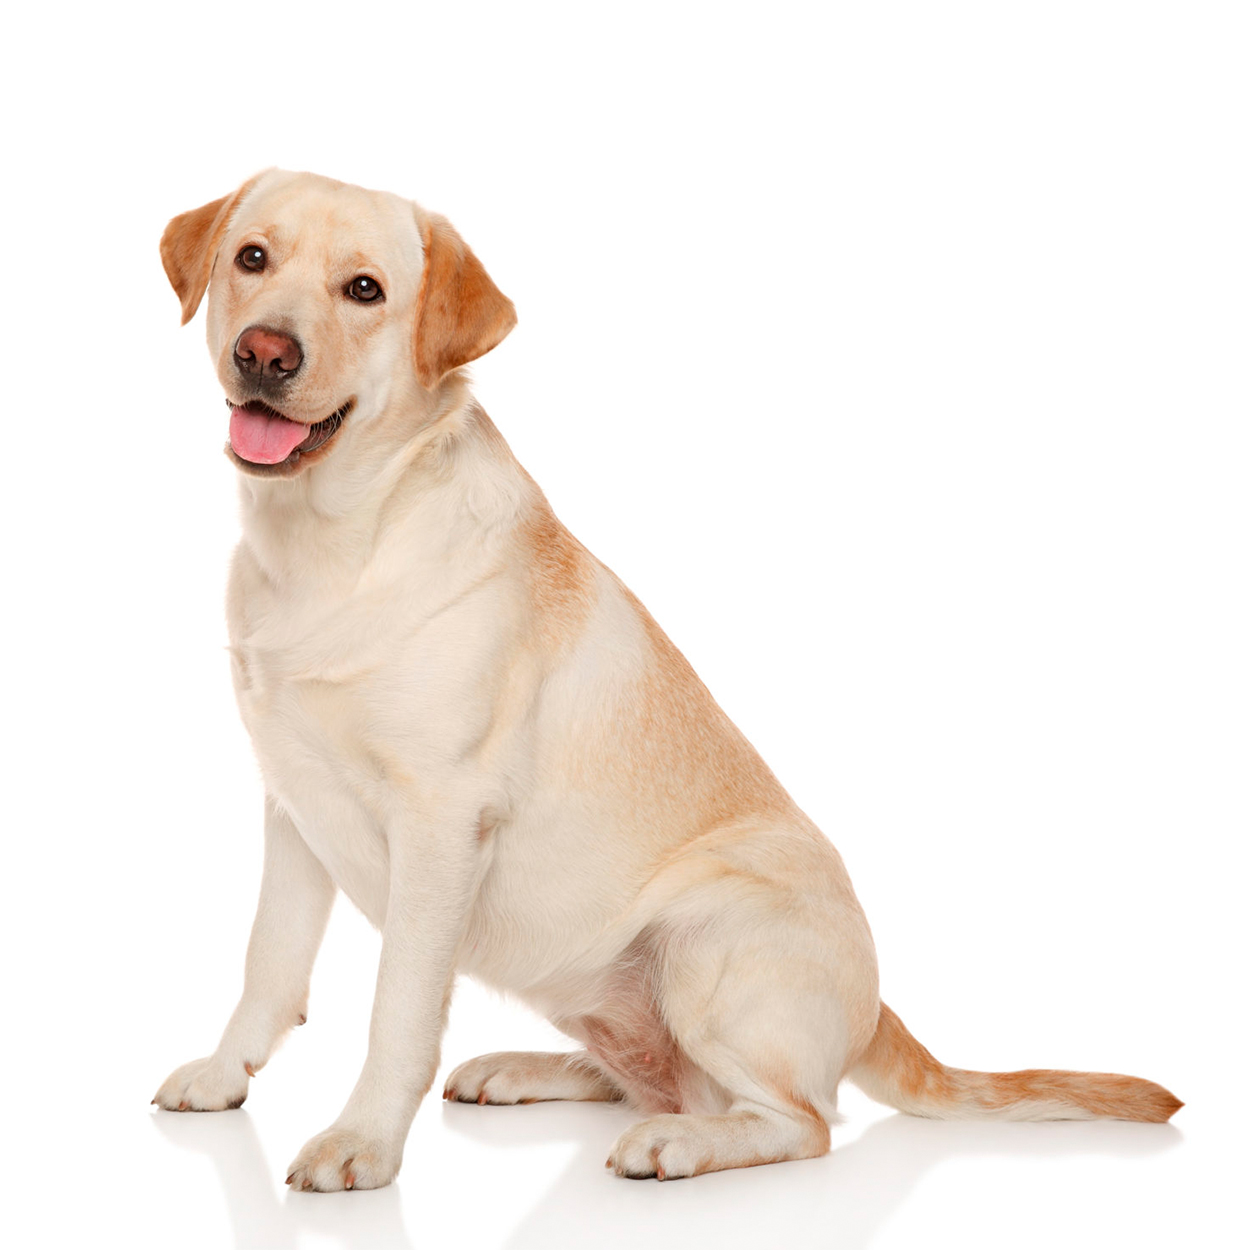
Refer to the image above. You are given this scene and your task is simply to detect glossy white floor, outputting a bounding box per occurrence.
[5,2,1246,1246]
[12,949,1237,1250]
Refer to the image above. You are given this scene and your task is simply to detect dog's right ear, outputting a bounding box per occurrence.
[160,176,260,325]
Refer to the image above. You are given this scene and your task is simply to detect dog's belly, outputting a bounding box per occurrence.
[457,787,671,995]
[459,813,625,990]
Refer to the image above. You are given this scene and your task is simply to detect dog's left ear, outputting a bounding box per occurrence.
[160,176,259,325]
[413,210,517,388]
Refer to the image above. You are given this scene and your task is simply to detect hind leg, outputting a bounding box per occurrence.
[601,853,879,1178]
[443,1051,622,1104]
[601,970,836,1181]
[608,1104,829,1179]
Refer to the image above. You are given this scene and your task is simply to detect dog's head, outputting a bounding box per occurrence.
[160,170,516,478]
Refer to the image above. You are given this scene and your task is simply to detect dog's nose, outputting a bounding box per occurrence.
[234,326,303,380]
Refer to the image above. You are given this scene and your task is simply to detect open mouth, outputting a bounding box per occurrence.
[226,398,353,474]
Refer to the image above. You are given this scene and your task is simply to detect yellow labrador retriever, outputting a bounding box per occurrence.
[153,170,1180,1190]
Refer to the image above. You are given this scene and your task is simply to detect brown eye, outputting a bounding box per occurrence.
[236,246,266,272]
[347,275,383,302]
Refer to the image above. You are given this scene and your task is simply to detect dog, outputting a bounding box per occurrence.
[153,170,1181,1190]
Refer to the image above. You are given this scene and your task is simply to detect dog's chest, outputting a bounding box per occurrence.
[225,544,518,920]
[231,639,403,921]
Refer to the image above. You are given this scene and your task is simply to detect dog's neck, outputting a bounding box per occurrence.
[234,378,534,593]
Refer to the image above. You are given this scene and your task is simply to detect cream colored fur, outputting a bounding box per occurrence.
[152,170,1179,1191]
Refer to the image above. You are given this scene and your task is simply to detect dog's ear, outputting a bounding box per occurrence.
[413,210,517,388]
[160,177,259,325]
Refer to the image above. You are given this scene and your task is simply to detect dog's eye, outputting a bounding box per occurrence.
[347,276,384,303]
[236,246,267,273]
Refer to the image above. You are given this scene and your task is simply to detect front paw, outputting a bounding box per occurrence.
[286,1127,400,1192]
[153,1056,251,1111]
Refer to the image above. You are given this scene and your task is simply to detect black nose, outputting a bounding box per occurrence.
[234,325,303,381]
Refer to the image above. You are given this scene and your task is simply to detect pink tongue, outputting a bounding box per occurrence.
[230,407,311,464]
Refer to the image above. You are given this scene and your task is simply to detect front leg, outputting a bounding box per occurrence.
[286,806,479,1192]
[154,799,335,1111]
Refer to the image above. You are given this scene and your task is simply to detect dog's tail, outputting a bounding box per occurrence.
[847,1002,1182,1123]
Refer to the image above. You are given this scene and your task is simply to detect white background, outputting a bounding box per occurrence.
[3,2,1246,1247]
